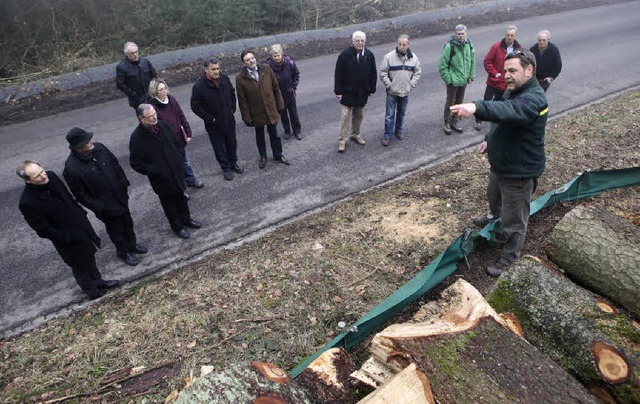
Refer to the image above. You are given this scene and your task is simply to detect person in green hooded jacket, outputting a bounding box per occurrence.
[450,49,547,278]
[438,24,476,135]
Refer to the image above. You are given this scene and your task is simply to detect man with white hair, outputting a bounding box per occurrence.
[116,41,157,110]
[334,30,377,153]
[529,30,562,92]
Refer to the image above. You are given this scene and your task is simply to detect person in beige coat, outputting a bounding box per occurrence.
[236,50,290,169]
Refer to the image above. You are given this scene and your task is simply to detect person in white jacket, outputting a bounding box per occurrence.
[379,34,422,146]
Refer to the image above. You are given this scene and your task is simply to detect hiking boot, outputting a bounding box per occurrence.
[443,123,452,135]
[382,137,390,146]
[472,214,496,227]
[338,140,347,153]
[452,121,463,133]
[283,132,291,140]
[474,121,482,131]
[350,134,366,145]
[486,262,509,278]
[395,132,404,140]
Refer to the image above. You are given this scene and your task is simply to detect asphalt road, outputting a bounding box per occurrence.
[1,1,639,336]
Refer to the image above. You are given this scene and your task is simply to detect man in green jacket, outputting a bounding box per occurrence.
[450,49,548,277]
[438,24,476,135]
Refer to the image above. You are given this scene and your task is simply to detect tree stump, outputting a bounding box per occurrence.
[547,204,640,318]
[297,347,356,403]
[353,279,597,403]
[488,256,640,402]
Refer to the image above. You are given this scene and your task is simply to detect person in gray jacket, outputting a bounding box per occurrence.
[379,34,421,146]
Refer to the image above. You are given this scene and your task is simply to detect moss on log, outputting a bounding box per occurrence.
[488,256,640,402]
[547,204,640,318]
[354,280,597,403]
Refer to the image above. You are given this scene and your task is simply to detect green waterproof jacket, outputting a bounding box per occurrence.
[475,77,548,178]
[438,37,476,86]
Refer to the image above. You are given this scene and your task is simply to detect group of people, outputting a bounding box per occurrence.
[16,24,562,300]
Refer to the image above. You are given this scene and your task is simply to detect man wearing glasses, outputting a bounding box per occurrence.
[17,161,120,300]
[129,104,202,239]
[116,41,157,110]
[450,49,548,278]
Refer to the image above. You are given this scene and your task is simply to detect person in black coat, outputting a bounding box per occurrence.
[334,30,377,153]
[191,59,243,181]
[129,104,202,239]
[116,42,157,109]
[63,127,147,266]
[529,30,562,92]
[17,161,120,300]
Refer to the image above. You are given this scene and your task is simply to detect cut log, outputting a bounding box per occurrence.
[488,256,640,402]
[353,279,597,403]
[358,363,434,404]
[546,204,640,318]
[176,362,312,403]
[296,347,355,403]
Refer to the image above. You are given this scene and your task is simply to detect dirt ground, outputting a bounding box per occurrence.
[0,0,626,126]
[0,86,638,401]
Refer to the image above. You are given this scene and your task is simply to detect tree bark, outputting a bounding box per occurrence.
[488,256,640,402]
[176,362,312,403]
[547,204,640,318]
[353,279,597,403]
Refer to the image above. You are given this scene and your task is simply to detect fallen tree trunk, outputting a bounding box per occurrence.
[488,256,640,402]
[176,361,312,403]
[353,279,597,403]
[547,204,640,318]
[296,347,356,403]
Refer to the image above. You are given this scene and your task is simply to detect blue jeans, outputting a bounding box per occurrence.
[179,148,198,185]
[384,94,409,139]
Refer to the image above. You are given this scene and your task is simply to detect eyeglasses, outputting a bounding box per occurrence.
[128,50,139,54]
[31,169,45,180]
[243,56,255,63]
[506,49,536,66]
[142,112,157,119]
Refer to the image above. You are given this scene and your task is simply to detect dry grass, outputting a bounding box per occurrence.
[1,91,639,402]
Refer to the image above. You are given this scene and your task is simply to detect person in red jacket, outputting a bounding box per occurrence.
[475,25,521,131]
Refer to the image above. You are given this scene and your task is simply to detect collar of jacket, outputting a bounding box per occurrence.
[395,47,413,59]
[73,149,97,161]
[500,38,521,50]
[242,65,260,79]
[504,77,538,99]
[266,56,291,71]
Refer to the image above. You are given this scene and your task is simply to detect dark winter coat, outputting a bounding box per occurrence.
[529,42,562,81]
[236,64,284,127]
[150,94,192,148]
[129,121,186,196]
[265,56,300,103]
[484,39,522,91]
[475,77,548,178]
[63,142,131,221]
[334,46,377,107]
[116,57,157,107]
[19,171,101,259]
[191,73,237,133]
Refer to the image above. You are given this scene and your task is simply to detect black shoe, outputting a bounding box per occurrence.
[184,191,190,200]
[443,123,452,135]
[185,219,202,229]
[187,181,204,188]
[486,262,509,278]
[395,132,404,140]
[231,163,244,174]
[118,253,139,266]
[131,244,148,254]
[283,132,291,140]
[103,279,121,289]
[175,229,190,239]
[276,156,290,165]
[452,122,463,133]
[295,132,302,140]
[259,156,267,169]
[223,170,233,181]
[87,289,106,300]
